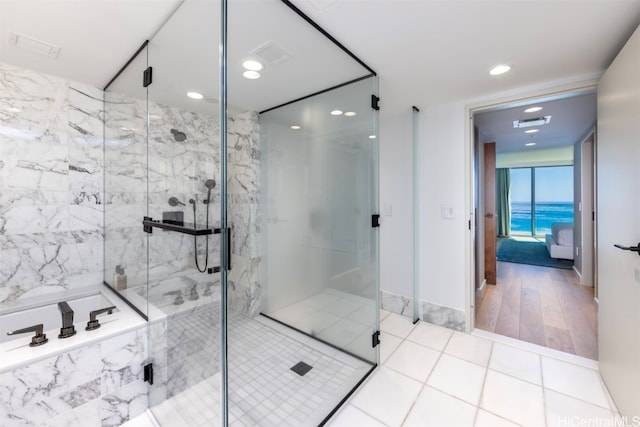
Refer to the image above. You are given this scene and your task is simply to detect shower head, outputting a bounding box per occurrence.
[168,197,185,207]
[170,128,187,142]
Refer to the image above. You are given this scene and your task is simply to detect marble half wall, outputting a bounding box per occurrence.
[0,62,104,310]
[380,290,466,331]
[0,327,148,427]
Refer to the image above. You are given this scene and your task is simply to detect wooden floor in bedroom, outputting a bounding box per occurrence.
[475,261,598,360]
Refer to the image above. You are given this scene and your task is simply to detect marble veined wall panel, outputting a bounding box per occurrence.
[0,62,104,310]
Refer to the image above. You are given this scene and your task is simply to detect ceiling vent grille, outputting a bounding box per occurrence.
[513,116,551,128]
[8,31,60,59]
[251,41,292,66]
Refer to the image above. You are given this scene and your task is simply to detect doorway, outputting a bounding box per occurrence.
[471,91,598,360]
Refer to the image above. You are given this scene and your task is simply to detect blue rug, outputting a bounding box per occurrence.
[497,239,573,270]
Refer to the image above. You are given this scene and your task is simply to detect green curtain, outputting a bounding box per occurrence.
[496,168,511,236]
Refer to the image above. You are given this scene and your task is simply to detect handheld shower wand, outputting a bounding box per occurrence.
[204,179,216,204]
[194,179,216,273]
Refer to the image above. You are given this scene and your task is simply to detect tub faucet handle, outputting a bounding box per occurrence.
[86,306,116,331]
[7,324,49,347]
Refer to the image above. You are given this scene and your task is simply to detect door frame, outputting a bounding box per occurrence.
[465,81,598,332]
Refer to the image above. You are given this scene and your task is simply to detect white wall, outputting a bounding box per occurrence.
[379,112,414,298]
[379,74,601,323]
[418,102,469,311]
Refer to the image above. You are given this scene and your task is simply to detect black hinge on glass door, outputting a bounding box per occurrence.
[143,66,153,87]
[372,214,380,228]
[371,95,380,111]
[144,363,153,385]
[372,331,380,348]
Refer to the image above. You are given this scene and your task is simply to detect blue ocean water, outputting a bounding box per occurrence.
[510,201,573,235]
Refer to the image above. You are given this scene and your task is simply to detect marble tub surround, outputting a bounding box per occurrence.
[0,62,104,309]
[1,287,145,374]
[380,290,466,332]
[0,325,148,427]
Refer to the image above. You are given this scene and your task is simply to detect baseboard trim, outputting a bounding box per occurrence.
[476,279,487,300]
[572,266,583,282]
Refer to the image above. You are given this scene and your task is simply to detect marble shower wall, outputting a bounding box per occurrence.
[0,62,104,311]
[103,90,261,316]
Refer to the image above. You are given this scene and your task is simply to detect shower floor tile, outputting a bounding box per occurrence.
[148,313,372,427]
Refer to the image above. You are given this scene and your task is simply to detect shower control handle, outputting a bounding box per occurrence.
[7,324,49,347]
[86,306,116,331]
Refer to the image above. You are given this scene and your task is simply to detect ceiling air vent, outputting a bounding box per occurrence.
[8,31,60,59]
[251,41,292,66]
[513,116,551,128]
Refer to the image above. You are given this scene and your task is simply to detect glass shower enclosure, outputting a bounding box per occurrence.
[103,0,379,425]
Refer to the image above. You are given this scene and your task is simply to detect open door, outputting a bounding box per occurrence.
[484,142,497,285]
[597,25,640,417]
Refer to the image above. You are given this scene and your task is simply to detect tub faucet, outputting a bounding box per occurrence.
[57,301,76,338]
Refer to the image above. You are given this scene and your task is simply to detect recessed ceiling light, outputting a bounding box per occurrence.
[330,110,343,116]
[525,142,536,146]
[7,107,21,113]
[344,111,357,117]
[290,125,301,130]
[149,114,162,120]
[187,92,204,99]
[524,106,543,113]
[525,129,539,134]
[368,135,376,139]
[489,64,511,76]
[243,70,261,79]
[242,60,263,71]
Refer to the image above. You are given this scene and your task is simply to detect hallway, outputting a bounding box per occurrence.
[475,262,597,360]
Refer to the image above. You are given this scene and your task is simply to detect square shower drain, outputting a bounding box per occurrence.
[290,361,313,376]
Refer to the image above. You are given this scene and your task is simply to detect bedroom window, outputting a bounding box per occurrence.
[509,166,574,236]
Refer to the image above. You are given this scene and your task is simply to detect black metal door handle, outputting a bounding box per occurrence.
[614,243,640,256]
[485,213,494,219]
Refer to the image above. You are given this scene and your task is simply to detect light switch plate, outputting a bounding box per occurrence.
[440,204,456,219]
[384,203,392,216]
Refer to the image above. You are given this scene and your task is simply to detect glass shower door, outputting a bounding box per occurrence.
[259,76,380,364]
[144,1,223,424]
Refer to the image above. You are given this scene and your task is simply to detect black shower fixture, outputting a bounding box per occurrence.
[204,179,216,204]
[170,128,187,142]
[168,197,185,207]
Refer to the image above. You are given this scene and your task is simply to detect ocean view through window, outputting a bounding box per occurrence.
[510,166,573,235]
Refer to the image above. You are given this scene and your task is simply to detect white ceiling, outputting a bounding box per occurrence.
[294,0,640,117]
[1,0,640,117]
[474,92,597,153]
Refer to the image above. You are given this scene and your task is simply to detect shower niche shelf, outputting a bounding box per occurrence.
[142,216,221,236]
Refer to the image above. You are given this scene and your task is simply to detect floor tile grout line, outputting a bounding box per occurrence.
[396,321,457,427]
[540,352,549,427]
[397,325,435,426]
[473,340,494,426]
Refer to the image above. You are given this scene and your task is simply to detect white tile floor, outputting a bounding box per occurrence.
[327,314,621,427]
[126,310,621,427]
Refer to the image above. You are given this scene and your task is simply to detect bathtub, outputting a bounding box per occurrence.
[0,286,145,373]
